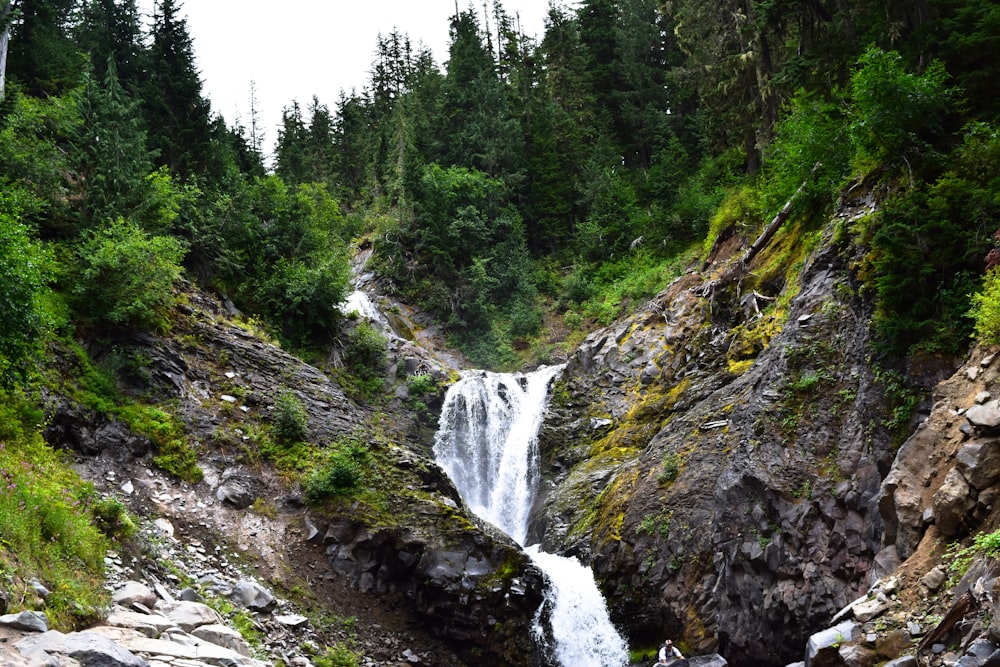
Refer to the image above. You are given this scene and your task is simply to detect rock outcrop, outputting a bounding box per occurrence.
[532,190,903,664]
[35,287,542,666]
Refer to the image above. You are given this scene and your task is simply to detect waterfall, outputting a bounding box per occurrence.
[433,367,629,667]
[341,289,392,331]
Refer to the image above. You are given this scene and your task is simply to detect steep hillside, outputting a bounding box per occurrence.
[25,287,544,665]
[532,180,940,664]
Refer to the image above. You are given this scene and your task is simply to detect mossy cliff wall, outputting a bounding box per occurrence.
[532,193,906,666]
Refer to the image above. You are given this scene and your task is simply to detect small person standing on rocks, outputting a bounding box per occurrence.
[659,639,684,665]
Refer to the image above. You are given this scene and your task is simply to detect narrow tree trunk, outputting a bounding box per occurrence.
[0,1,10,100]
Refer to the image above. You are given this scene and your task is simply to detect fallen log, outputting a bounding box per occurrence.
[696,162,821,298]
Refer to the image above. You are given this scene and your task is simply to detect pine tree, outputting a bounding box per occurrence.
[145,0,216,180]
[76,0,147,93]
[275,100,309,185]
[306,96,336,185]
[7,0,82,97]
[74,57,154,227]
[439,9,522,181]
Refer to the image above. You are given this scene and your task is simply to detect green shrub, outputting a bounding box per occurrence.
[868,123,1000,356]
[849,46,954,168]
[314,644,361,667]
[303,438,372,503]
[406,373,436,398]
[948,528,1000,582]
[971,268,1000,344]
[273,390,309,444]
[90,495,136,539]
[344,321,388,382]
[658,453,681,485]
[72,218,187,331]
[0,198,47,380]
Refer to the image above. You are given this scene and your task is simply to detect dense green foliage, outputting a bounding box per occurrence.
[0,388,117,629]
[0,0,993,396]
[10,0,993,370]
[0,197,45,380]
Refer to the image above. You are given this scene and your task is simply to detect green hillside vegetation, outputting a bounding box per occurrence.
[0,0,998,634]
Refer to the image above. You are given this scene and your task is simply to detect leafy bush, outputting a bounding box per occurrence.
[764,90,852,211]
[849,46,954,169]
[72,218,187,331]
[0,199,47,380]
[273,390,309,444]
[971,268,1000,344]
[344,321,388,381]
[406,373,436,398]
[255,255,351,348]
[303,438,373,503]
[948,528,1000,582]
[90,495,136,539]
[405,373,437,413]
[314,644,361,667]
[869,123,1000,356]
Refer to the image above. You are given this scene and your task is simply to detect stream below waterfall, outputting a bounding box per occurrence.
[433,367,629,667]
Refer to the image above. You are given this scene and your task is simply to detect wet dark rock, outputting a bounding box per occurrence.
[534,239,890,665]
[215,468,260,509]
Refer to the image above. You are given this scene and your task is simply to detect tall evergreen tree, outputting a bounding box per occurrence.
[145,0,216,180]
[331,90,373,202]
[306,96,336,185]
[7,0,82,97]
[74,57,154,227]
[275,100,309,185]
[76,0,147,92]
[577,0,620,140]
[439,9,522,181]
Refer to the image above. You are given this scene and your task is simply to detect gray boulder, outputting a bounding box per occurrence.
[231,580,276,612]
[956,442,1000,491]
[191,623,252,656]
[0,610,49,633]
[111,582,157,610]
[932,467,977,537]
[805,620,860,667]
[155,600,224,632]
[967,401,1000,430]
[64,631,151,667]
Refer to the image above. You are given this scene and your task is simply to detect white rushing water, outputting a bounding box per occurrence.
[340,290,392,331]
[433,367,629,667]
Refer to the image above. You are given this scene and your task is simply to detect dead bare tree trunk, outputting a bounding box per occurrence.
[0,1,10,100]
[697,162,821,297]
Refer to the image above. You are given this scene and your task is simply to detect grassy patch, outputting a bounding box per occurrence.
[0,388,111,629]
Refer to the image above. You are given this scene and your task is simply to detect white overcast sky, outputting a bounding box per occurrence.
[139,1,561,153]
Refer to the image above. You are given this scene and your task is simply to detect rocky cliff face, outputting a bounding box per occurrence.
[38,287,542,665]
[532,188,912,665]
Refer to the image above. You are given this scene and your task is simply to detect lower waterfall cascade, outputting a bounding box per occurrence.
[433,366,629,667]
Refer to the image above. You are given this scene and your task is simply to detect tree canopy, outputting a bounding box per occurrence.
[0,0,996,368]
